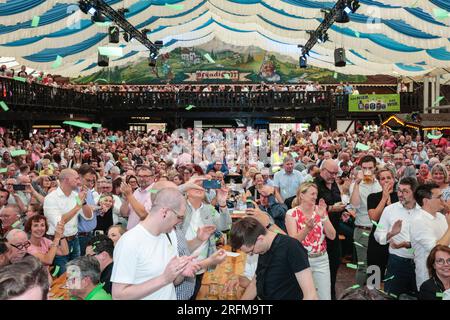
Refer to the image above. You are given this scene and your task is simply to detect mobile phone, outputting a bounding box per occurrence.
[202,179,221,189]
[13,184,26,191]
[48,176,57,181]
[95,230,104,236]
[246,201,255,209]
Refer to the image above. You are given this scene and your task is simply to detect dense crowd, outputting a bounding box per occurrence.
[0,124,449,300]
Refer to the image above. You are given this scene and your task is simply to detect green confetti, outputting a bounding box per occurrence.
[356,142,370,151]
[51,55,63,69]
[432,96,444,106]
[0,101,8,112]
[389,293,398,299]
[165,3,184,10]
[204,53,215,64]
[290,152,299,158]
[354,30,360,38]
[274,230,281,234]
[75,196,82,206]
[52,265,60,277]
[98,46,123,57]
[354,241,365,248]
[0,168,7,173]
[31,16,40,27]
[333,72,338,79]
[346,263,358,269]
[371,220,383,229]
[348,284,360,290]
[436,292,444,298]
[11,220,21,229]
[148,189,159,193]
[223,73,231,79]
[10,149,27,157]
[433,8,449,20]
[362,232,370,237]
[13,76,26,83]
[185,105,195,110]
[70,246,73,253]
[383,275,395,282]
[357,261,364,265]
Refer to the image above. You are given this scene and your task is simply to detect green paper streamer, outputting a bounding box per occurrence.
[10,149,27,157]
[185,105,195,110]
[432,96,444,106]
[354,241,365,248]
[0,168,7,173]
[13,76,26,83]
[389,293,398,299]
[290,152,299,158]
[75,196,82,206]
[383,275,395,282]
[63,121,93,129]
[149,189,159,193]
[91,123,102,128]
[31,16,40,27]
[11,220,22,228]
[371,220,383,229]
[348,284,360,290]
[0,101,9,111]
[52,265,60,277]
[98,46,123,57]
[354,30,360,38]
[436,292,444,298]
[356,142,370,151]
[165,3,184,10]
[51,55,63,69]
[362,232,370,237]
[223,74,231,79]
[333,72,338,79]
[70,246,73,253]
[346,263,358,269]
[357,261,364,265]
[427,133,443,140]
[204,53,215,63]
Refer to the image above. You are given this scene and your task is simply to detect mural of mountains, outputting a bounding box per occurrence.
[74,39,370,84]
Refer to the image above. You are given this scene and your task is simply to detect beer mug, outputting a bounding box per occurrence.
[363,169,373,184]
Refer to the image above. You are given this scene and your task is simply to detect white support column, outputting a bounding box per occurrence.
[409,81,413,92]
[424,77,429,113]
[435,75,440,114]
[431,77,436,114]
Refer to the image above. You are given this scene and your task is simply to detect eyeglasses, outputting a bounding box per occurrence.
[10,241,31,250]
[169,208,184,221]
[430,194,443,200]
[435,258,450,266]
[324,168,339,176]
[138,175,152,179]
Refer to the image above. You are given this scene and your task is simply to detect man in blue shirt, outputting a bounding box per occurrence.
[273,156,304,203]
[77,164,98,256]
[205,160,229,176]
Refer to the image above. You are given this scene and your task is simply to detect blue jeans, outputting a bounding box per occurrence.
[78,232,93,256]
[385,253,417,297]
[53,237,80,276]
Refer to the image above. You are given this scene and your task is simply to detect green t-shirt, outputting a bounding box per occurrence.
[71,284,112,300]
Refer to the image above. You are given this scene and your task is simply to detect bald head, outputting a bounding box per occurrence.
[59,168,77,181]
[323,159,338,172]
[6,229,27,243]
[150,187,185,216]
[150,181,178,202]
[321,159,339,184]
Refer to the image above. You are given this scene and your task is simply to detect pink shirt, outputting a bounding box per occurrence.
[27,237,52,266]
[126,184,153,230]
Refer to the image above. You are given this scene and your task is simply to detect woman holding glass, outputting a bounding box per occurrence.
[285,182,336,300]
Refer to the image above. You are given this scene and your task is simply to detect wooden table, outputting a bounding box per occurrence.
[49,273,70,300]
[196,245,247,300]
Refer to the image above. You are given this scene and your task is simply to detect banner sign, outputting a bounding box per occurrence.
[349,94,400,112]
[184,70,250,82]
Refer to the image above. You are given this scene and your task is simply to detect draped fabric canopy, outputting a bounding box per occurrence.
[1,0,449,78]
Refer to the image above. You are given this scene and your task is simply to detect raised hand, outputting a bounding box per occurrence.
[317,199,328,217]
[210,249,227,266]
[54,220,66,239]
[120,182,133,197]
[181,259,202,278]
[390,219,403,237]
[196,225,216,242]
[305,217,316,231]
[163,256,189,284]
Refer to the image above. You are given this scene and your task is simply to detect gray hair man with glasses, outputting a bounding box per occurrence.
[411,183,450,290]
[5,229,30,263]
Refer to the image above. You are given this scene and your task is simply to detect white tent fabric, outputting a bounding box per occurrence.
[0,0,449,78]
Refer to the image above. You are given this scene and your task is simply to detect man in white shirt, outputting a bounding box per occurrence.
[349,155,382,285]
[120,166,154,230]
[410,183,450,289]
[273,156,304,203]
[43,169,93,275]
[374,177,420,296]
[111,188,199,300]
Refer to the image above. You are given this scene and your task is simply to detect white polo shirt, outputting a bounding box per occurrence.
[43,187,93,237]
[410,209,449,289]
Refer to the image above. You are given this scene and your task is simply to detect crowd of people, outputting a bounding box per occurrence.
[0,123,449,300]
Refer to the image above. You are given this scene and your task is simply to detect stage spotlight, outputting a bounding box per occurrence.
[91,11,105,23]
[118,8,129,18]
[335,9,350,23]
[123,32,132,42]
[299,55,307,68]
[148,48,159,67]
[78,0,92,14]
[109,26,120,43]
[347,0,360,13]
[334,48,346,67]
[154,40,163,49]
[318,32,329,44]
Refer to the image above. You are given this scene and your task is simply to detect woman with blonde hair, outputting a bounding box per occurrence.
[285,182,336,300]
[431,163,450,214]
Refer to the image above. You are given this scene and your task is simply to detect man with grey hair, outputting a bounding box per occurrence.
[5,229,29,263]
[0,205,22,235]
[66,256,112,300]
[111,188,200,300]
[44,168,93,275]
[274,156,304,203]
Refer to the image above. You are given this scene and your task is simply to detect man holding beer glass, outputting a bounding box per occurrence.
[349,156,382,285]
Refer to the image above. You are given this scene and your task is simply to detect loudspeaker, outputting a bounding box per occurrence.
[98,53,109,67]
[299,55,307,68]
[108,26,120,43]
[334,48,346,67]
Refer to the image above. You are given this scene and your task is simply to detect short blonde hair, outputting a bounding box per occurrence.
[431,163,448,182]
[295,182,318,203]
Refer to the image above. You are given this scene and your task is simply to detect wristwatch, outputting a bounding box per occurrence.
[265,223,273,230]
[82,201,87,206]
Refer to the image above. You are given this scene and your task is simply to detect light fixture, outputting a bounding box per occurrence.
[108,26,119,43]
[148,48,158,67]
[78,0,93,14]
[317,32,329,43]
[123,32,131,42]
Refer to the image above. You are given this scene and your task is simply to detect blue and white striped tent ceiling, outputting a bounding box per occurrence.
[1,0,450,78]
